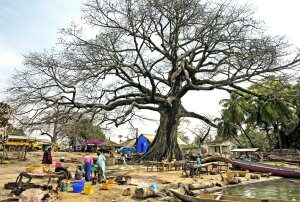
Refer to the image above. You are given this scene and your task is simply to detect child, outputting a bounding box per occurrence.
[75,165,84,180]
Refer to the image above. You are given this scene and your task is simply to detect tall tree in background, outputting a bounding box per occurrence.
[0,102,11,128]
[10,128,25,136]
[187,123,211,146]
[7,0,300,160]
[0,102,12,163]
[64,118,106,145]
[219,93,255,147]
[288,79,300,148]
[248,77,294,149]
[218,76,296,150]
[11,103,75,144]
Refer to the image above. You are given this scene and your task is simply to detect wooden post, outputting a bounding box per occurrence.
[0,144,3,163]
[17,146,21,160]
[24,146,27,160]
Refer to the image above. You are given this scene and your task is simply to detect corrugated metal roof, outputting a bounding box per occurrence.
[104,139,120,147]
[121,138,136,147]
[231,148,259,152]
[141,134,156,142]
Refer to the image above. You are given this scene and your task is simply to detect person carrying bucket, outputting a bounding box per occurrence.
[84,153,93,181]
[96,151,106,182]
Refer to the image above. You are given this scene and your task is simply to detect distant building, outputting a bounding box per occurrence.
[202,140,237,157]
[136,134,187,153]
[99,139,121,153]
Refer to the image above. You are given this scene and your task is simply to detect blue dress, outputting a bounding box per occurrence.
[85,161,92,181]
[196,156,201,166]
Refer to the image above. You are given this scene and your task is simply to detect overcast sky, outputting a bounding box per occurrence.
[1,0,300,141]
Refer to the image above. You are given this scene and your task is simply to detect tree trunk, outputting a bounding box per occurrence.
[1,143,4,163]
[273,123,282,151]
[231,134,243,147]
[238,124,255,147]
[141,106,183,161]
[200,127,211,143]
[288,113,300,148]
[52,116,58,144]
[263,123,273,149]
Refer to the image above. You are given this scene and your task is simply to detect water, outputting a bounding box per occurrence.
[214,179,300,201]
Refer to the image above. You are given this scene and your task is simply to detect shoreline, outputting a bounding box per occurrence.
[204,176,282,193]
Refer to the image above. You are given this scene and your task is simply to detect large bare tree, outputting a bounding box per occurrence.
[8,0,300,160]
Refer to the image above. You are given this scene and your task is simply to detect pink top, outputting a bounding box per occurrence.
[84,155,93,164]
[55,161,61,168]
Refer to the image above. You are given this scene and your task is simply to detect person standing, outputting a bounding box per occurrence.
[84,153,93,181]
[196,154,201,166]
[96,151,106,182]
[42,147,53,164]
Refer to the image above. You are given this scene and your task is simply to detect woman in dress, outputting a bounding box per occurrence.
[84,153,93,181]
[96,151,106,181]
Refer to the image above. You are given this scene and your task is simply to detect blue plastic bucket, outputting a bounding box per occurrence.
[150,184,158,193]
[72,183,84,193]
[150,184,158,190]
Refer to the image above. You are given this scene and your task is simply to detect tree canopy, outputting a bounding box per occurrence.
[0,102,12,128]
[217,76,300,150]
[64,118,106,145]
[7,0,300,160]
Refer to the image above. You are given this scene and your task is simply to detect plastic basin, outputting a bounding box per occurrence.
[74,180,85,184]
[72,183,84,193]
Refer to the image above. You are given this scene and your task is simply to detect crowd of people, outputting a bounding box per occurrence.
[41,147,107,183]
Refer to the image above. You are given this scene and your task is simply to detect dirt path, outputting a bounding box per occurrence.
[0,151,281,202]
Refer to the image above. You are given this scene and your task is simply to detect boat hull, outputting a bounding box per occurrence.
[169,189,300,202]
[233,160,300,178]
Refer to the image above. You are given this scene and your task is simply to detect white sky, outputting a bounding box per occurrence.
[1,0,300,142]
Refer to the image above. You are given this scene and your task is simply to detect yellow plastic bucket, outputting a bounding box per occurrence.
[108,177,115,184]
[102,182,109,190]
[83,185,93,195]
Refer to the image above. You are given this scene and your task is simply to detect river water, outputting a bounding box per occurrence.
[214,179,300,201]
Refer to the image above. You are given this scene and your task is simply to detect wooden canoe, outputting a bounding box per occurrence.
[232,160,300,178]
[168,189,232,202]
[168,189,300,202]
[268,155,300,165]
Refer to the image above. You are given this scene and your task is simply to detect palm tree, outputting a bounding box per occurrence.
[214,117,242,146]
[219,93,254,147]
[258,99,292,150]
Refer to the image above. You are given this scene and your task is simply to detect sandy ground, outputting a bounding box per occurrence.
[0,151,282,202]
